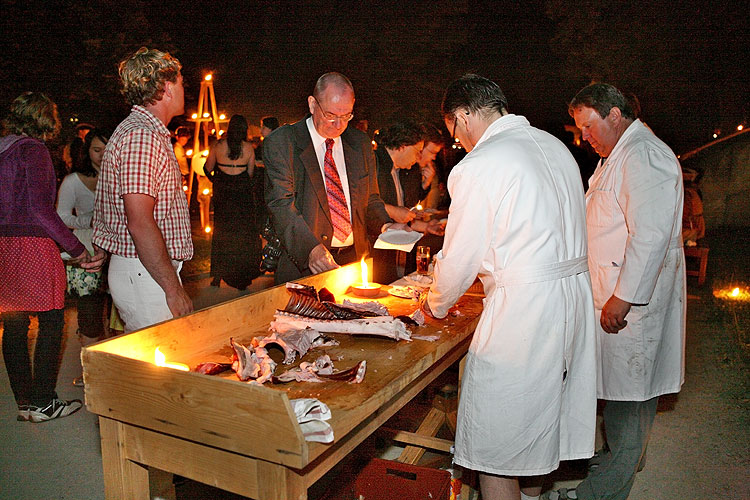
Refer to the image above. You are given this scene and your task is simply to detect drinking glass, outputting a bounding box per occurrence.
[416,246,431,275]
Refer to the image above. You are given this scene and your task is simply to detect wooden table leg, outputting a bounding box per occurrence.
[99,417,150,500]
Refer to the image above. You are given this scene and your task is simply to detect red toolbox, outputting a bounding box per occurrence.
[354,458,452,499]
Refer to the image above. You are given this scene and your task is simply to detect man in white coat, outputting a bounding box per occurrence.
[422,74,597,500]
[545,83,686,500]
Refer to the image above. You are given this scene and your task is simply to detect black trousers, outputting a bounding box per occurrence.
[76,293,106,339]
[1,308,65,406]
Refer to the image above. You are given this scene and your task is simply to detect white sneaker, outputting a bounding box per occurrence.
[16,405,30,421]
[28,398,83,423]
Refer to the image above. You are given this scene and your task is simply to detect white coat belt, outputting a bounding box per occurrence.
[492,256,589,287]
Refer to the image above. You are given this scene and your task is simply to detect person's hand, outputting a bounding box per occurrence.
[165,285,194,318]
[424,218,444,236]
[80,246,108,273]
[408,219,443,235]
[419,293,436,319]
[421,162,436,189]
[308,243,340,274]
[600,294,632,333]
[391,206,417,224]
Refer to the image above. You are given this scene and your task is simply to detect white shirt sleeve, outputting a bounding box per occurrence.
[428,164,493,318]
[57,174,93,230]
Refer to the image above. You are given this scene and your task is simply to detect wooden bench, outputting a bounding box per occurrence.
[684,244,709,285]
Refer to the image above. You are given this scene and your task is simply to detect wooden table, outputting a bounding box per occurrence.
[82,261,483,499]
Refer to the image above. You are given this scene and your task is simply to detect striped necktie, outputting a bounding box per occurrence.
[324,138,352,241]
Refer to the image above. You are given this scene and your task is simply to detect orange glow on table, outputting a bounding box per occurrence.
[154,347,190,371]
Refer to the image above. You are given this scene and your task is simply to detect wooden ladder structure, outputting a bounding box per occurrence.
[186,73,228,200]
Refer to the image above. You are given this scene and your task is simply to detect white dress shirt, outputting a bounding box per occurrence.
[306,117,354,247]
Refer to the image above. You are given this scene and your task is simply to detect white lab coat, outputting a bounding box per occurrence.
[428,115,597,476]
[586,119,686,401]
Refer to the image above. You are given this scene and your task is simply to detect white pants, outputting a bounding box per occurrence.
[108,255,183,333]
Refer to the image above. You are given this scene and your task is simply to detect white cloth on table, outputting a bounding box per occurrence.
[427,114,597,476]
[290,398,334,443]
[373,228,423,252]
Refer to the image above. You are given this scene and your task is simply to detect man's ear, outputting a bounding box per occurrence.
[609,106,623,123]
[307,96,316,115]
[457,108,471,132]
[163,80,174,100]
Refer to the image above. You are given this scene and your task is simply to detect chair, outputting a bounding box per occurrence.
[684,244,709,286]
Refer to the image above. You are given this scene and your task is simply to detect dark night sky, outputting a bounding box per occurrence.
[1,0,747,153]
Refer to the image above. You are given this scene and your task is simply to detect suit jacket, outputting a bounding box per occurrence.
[373,146,443,284]
[264,117,391,283]
[375,147,428,209]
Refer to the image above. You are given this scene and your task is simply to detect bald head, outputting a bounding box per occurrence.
[308,72,356,139]
[313,72,354,99]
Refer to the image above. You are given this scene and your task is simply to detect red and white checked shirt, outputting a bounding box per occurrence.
[93,106,193,260]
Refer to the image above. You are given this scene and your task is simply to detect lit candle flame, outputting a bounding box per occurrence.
[154,347,189,371]
[202,188,210,195]
[186,149,193,156]
[202,150,209,157]
[731,287,740,297]
[205,226,212,233]
[219,114,226,120]
[361,257,369,286]
[182,185,188,192]
[416,203,423,211]
[203,112,210,118]
[205,74,212,81]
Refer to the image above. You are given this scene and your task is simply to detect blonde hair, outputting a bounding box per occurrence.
[2,92,61,141]
[118,47,182,106]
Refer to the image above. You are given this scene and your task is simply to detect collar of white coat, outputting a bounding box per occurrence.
[473,114,530,150]
[604,118,647,162]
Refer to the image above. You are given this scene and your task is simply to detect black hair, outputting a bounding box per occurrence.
[261,116,279,131]
[441,74,508,118]
[74,128,110,177]
[568,83,635,120]
[226,114,248,160]
[375,120,423,150]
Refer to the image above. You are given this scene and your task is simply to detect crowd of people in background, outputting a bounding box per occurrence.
[0,45,690,500]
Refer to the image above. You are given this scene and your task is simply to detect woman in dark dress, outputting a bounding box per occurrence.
[204,114,265,289]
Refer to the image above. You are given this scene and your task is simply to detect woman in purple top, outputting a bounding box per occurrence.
[0,92,103,422]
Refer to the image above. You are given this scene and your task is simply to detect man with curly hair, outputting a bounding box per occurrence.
[93,47,193,331]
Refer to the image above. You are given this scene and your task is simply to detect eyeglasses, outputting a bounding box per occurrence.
[313,96,354,123]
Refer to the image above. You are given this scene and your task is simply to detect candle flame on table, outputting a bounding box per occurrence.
[361,257,369,286]
[154,347,189,371]
[731,287,740,297]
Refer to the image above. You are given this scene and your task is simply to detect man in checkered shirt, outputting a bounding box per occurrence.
[93,47,193,332]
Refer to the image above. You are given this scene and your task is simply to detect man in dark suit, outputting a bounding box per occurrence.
[264,72,394,284]
[372,121,444,284]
